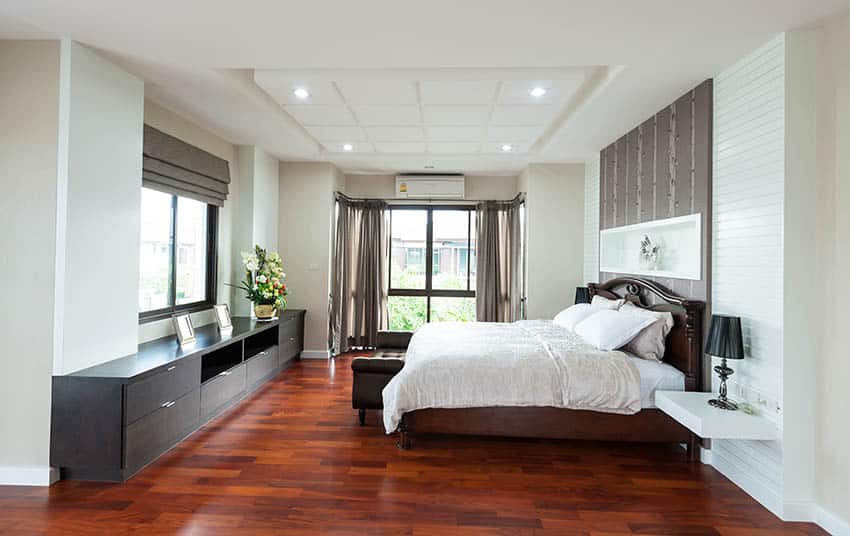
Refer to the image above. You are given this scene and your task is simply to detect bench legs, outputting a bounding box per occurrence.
[358,409,366,426]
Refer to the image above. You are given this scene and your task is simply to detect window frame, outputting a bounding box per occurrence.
[139,192,219,324]
[388,205,475,324]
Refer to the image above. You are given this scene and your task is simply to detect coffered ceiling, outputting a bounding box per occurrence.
[3,0,849,175]
[253,68,596,159]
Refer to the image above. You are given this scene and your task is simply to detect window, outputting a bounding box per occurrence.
[139,187,217,322]
[388,206,475,331]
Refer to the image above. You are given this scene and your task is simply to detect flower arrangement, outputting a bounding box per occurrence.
[237,245,288,319]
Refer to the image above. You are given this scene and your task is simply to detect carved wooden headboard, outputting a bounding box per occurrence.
[588,277,705,392]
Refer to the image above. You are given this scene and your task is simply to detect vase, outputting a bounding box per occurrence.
[254,304,277,320]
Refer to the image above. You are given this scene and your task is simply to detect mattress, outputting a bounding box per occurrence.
[626,354,685,408]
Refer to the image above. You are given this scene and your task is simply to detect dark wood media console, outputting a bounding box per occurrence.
[50,310,305,482]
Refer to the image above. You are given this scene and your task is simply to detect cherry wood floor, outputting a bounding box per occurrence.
[1,355,826,535]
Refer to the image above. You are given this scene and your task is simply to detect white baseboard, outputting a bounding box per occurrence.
[708,445,784,518]
[300,350,329,359]
[0,466,59,486]
[815,505,850,536]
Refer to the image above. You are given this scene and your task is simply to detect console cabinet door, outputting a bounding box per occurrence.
[200,364,246,422]
[247,346,279,390]
[125,355,200,424]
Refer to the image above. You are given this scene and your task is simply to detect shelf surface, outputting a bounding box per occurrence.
[63,310,304,381]
[655,391,779,441]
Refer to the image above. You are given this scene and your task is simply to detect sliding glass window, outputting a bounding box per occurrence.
[388,206,475,331]
[138,187,218,322]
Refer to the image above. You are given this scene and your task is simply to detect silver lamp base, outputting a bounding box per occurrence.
[708,397,739,411]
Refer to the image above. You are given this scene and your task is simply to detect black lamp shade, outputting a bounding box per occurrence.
[575,286,591,305]
[705,315,744,359]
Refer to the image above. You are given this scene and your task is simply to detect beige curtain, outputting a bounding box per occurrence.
[475,197,524,322]
[329,195,389,354]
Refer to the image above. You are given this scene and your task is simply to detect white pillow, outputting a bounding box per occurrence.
[620,302,675,362]
[574,309,657,351]
[591,295,625,311]
[553,303,595,331]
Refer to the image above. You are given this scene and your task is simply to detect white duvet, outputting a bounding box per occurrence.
[382,320,642,433]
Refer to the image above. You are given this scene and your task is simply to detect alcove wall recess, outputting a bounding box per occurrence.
[599,213,702,280]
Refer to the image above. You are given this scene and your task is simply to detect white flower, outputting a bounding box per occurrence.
[241,252,259,271]
[256,274,267,284]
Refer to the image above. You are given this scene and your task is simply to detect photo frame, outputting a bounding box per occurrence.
[172,313,196,345]
[214,304,233,331]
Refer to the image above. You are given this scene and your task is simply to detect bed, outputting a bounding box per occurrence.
[383,277,705,459]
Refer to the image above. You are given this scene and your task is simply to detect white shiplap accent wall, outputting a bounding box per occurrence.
[583,155,600,284]
[711,33,786,515]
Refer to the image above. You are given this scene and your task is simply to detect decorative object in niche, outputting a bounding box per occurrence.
[172,313,196,345]
[639,235,660,271]
[233,245,288,320]
[213,304,232,331]
[600,214,701,280]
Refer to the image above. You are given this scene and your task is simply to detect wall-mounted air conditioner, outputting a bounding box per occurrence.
[395,175,465,199]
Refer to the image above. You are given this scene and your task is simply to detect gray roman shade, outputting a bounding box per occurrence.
[142,125,231,206]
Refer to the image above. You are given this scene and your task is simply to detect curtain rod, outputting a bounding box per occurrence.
[334,191,526,205]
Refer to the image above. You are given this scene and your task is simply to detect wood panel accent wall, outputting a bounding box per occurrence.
[599,80,713,302]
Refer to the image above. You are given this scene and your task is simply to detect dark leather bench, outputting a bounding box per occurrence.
[351,331,411,425]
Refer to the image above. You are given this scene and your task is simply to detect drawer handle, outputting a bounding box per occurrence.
[289,337,296,341]
[161,400,176,408]
[259,351,267,356]
[219,371,231,377]
[167,366,177,372]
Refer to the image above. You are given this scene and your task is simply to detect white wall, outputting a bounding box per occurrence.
[583,156,600,284]
[0,40,61,485]
[58,41,144,374]
[252,148,280,251]
[520,163,585,319]
[812,12,850,531]
[344,174,518,201]
[279,162,341,355]
[139,100,241,341]
[711,33,787,517]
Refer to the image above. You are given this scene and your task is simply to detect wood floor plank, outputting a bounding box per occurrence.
[1,354,827,535]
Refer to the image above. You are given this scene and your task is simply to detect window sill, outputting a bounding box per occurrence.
[139,302,215,325]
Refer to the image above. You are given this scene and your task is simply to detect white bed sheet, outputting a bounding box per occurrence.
[626,354,685,408]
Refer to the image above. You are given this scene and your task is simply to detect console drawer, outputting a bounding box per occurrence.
[125,355,200,424]
[124,388,199,474]
[200,364,245,422]
[247,345,279,389]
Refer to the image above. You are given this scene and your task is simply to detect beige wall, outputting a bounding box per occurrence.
[814,12,850,526]
[344,174,518,201]
[0,40,61,484]
[520,164,585,320]
[140,100,242,340]
[279,162,341,355]
[59,42,145,374]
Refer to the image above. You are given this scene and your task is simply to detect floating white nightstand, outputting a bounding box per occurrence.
[655,391,779,441]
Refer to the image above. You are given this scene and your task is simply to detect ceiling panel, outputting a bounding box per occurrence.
[425,126,483,142]
[366,126,425,142]
[428,142,481,154]
[422,105,490,125]
[337,80,418,105]
[490,105,556,126]
[482,141,528,154]
[324,141,374,153]
[420,80,498,105]
[486,125,545,142]
[497,79,583,105]
[352,105,421,125]
[252,73,343,105]
[284,105,356,126]
[306,125,367,142]
[373,141,427,153]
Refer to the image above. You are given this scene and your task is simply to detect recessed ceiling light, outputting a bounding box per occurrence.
[530,87,547,98]
[425,165,435,169]
[293,87,310,100]
[342,143,354,152]
[501,144,513,152]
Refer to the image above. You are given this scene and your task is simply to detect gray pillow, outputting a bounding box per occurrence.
[620,302,674,362]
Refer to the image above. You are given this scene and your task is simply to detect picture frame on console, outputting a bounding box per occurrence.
[172,313,196,345]
[213,304,233,331]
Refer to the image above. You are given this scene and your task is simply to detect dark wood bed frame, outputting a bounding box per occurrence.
[396,277,705,460]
